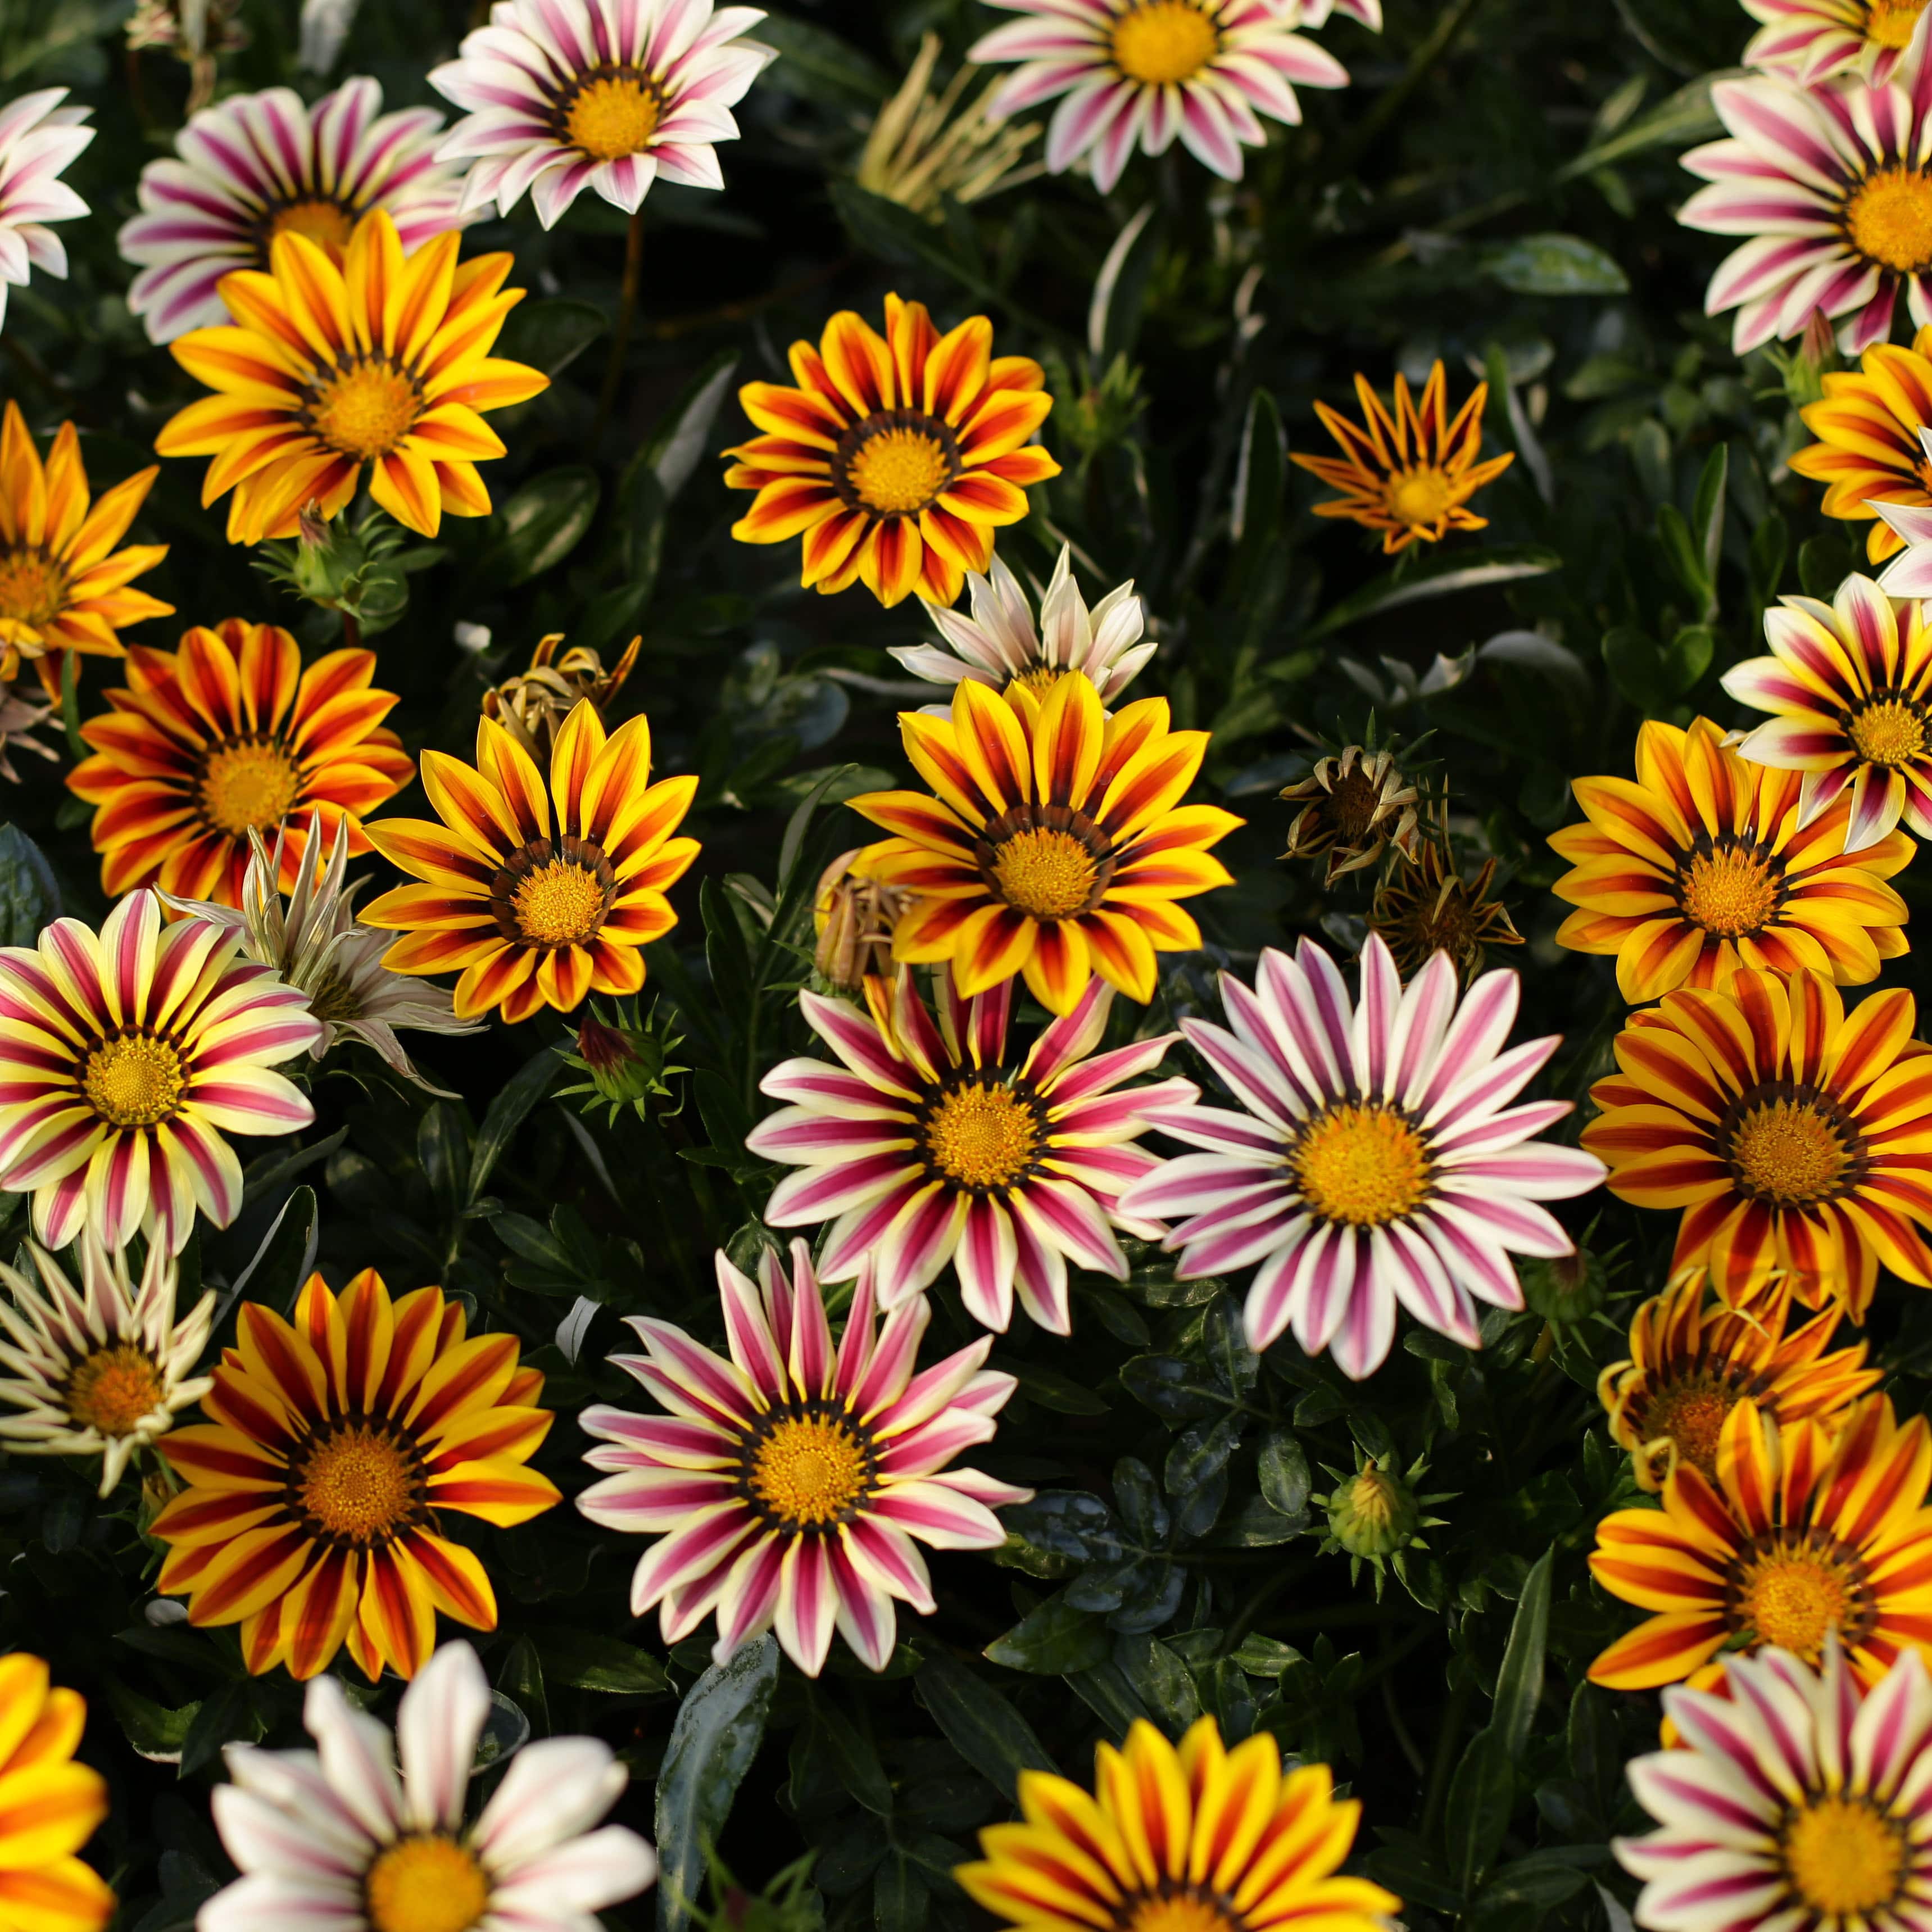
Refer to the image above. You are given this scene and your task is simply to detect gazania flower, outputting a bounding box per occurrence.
[1369,837,1523,981]
[429,0,775,228]
[1680,66,1932,353]
[1119,936,1605,1379]
[1279,743,1422,884]
[891,544,1154,706]
[968,0,1361,193]
[1722,575,1932,854]
[847,675,1241,1013]
[0,1655,111,1932]
[153,208,548,543]
[0,401,173,689]
[1744,0,1930,84]
[1589,1394,1932,1692]
[1583,967,1932,1318]
[1871,492,1932,598]
[202,1639,655,1932]
[67,619,412,907]
[153,1267,560,1680]
[1550,715,1910,1003]
[0,90,93,332]
[746,969,1196,1332]
[118,79,474,344]
[577,1240,1031,1676]
[362,698,697,1024]
[1598,1268,1880,1491]
[955,1716,1399,1932]
[722,294,1060,610]
[163,813,482,1094]
[1618,1643,1932,1932]
[0,888,323,1254]
[0,1230,214,1495]
[1791,326,1932,561]
[1290,361,1514,554]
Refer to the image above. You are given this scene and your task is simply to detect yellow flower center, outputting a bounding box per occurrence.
[1010,664,1071,694]
[1676,841,1782,939]
[511,858,609,948]
[1730,1535,1869,1657]
[1341,1468,1400,1532]
[265,197,356,253]
[843,424,954,516]
[1119,1890,1244,1932]
[1848,694,1928,765]
[64,1343,166,1437]
[1782,1796,1907,1917]
[923,1078,1041,1191]
[309,359,423,460]
[1866,0,1928,49]
[1845,164,1932,273]
[365,1835,492,1932]
[989,826,1102,919]
[0,545,65,633]
[1294,1103,1431,1227]
[296,1421,421,1546]
[1727,1096,1852,1207]
[1386,468,1459,528]
[81,1032,186,1130]
[1110,0,1220,84]
[745,1407,873,1528]
[562,68,664,160]
[1640,1378,1734,1481]
[198,734,302,837]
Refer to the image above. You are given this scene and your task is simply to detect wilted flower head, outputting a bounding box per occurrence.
[856,34,1040,219]
[0,677,56,781]
[1369,836,1523,979]
[811,849,913,997]
[482,632,641,765]
[1280,744,1422,883]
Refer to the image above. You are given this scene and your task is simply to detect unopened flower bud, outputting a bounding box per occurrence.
[559,1000,686,1126]
[1321,1458,1420,1560]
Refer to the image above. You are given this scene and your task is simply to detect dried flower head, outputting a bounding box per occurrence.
[812,849,915,997]
[482,632,641,765]
[856,35,1040,219]
[1280,745,1422,883]
[0,678,56,782]
[125,0,247,112]
[1369,837,1523,979]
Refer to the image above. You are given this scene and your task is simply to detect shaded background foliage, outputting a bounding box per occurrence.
[0,0,1886,1925]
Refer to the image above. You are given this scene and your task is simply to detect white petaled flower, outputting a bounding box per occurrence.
[0,1229,214,1495]
[1119,934,1606,1379]
[891,545,1156,708]
[1870,477,1932,596]
[1743,0,1931,87]
[968,0,1371,194]
[429,0,777,230]
[117,79,474,344]
[200,1639,656,1932]
[162,812,482,1097]
[1617,1640,1932,1932]
[0,89,92,333]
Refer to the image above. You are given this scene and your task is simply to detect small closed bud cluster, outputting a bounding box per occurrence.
[257,500,416,635]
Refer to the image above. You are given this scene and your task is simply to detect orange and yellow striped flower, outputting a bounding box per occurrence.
[1599,1268,1880,1491]
[848,674,1241,1013]
[1551,716,1911,1004]
[153,207,547,543]
[1791,324,1932,564]
[67,619,412,906]
[0,1654,111,1932]
[956,1716,1399,1932]
[1291,360,1513,554]
[0,400,172,690]
[722,293,1059,608]
[1589,1395,1932,1696]
[152,1267,559,1682]
[361,696,698,1023]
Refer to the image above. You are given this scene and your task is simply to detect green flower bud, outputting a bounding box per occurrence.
[559,1001,687,1126]
[1322,1457,1420,1560]
[1522,1246,1606,1323]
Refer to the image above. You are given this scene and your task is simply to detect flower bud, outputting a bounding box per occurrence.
[1321,1457,1421,1560]
[483,633,641,763]
[813,850,911,997]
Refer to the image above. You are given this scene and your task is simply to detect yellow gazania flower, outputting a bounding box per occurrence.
[1589,1395,1932,1696]
[1551,715,1911,1004]
[152,1267,560,1682]
[0,400,173,689]
[0,1654,111,1932]
[1791,324,1932,563]
[849,674,1242,1014]
[361,696,699,1023]
[956,1715,1399,1932]
[153,207,548,544]
[1290,360,1514,554]
[1598,1268,1881,1491]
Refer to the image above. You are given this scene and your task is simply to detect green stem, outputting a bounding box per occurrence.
[598,205,646,424]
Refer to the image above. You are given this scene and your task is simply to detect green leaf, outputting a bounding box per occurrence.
[827,184,1019,317]
[469,1047,564,1204]
[983,1593,1112,1675]
[179,1680,262,1779]
[1799,532,1852,599]
[535,1628,672,1695]
[1258,1428,1312,1518]
[808,1689,894,1816]
[874,1856,928,1932]
[497,1636,550,1738]
[1447,1726,1517,1899]
[1492,1549,1552,1756]
[641,350,741,502]
[1303,547,1562,642]
[1601,625,1665,711]
[751,13,891,105]
[1228,388,1285,598]
[103,1679,201,1761]
[1664,624,1716,695]
[1088,202,1158,364]
[1558,72,1730,180]
[217,1185,318,1322]
[915,1653,1056,1800]
[0,824,58,947]
[491,468,602,587]
[656,1636,779,1932]
[1479,234,1629,296]
[1692,443,1728,596]
[1001,1358,1110,1415]
[60,648,83,760]
[496,298,607,377]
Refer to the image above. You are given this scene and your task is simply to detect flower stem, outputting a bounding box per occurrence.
[597,205,647,424]
[342,609,361,651]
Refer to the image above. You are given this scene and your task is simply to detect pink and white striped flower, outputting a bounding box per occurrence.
[201,1639,656,1932]
[577,1240,1031,1678]
[428,0,775,230]
[1118,935,1604,1380]
[746,970,1196,1335]
[1743,0,1930,88]
[1616,1640,1932,1932]
[0,888,324,1254]
[1680,64,1932,355]
[116,79,474,345]
[0,89,91,334]
[967,0,1367,194]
